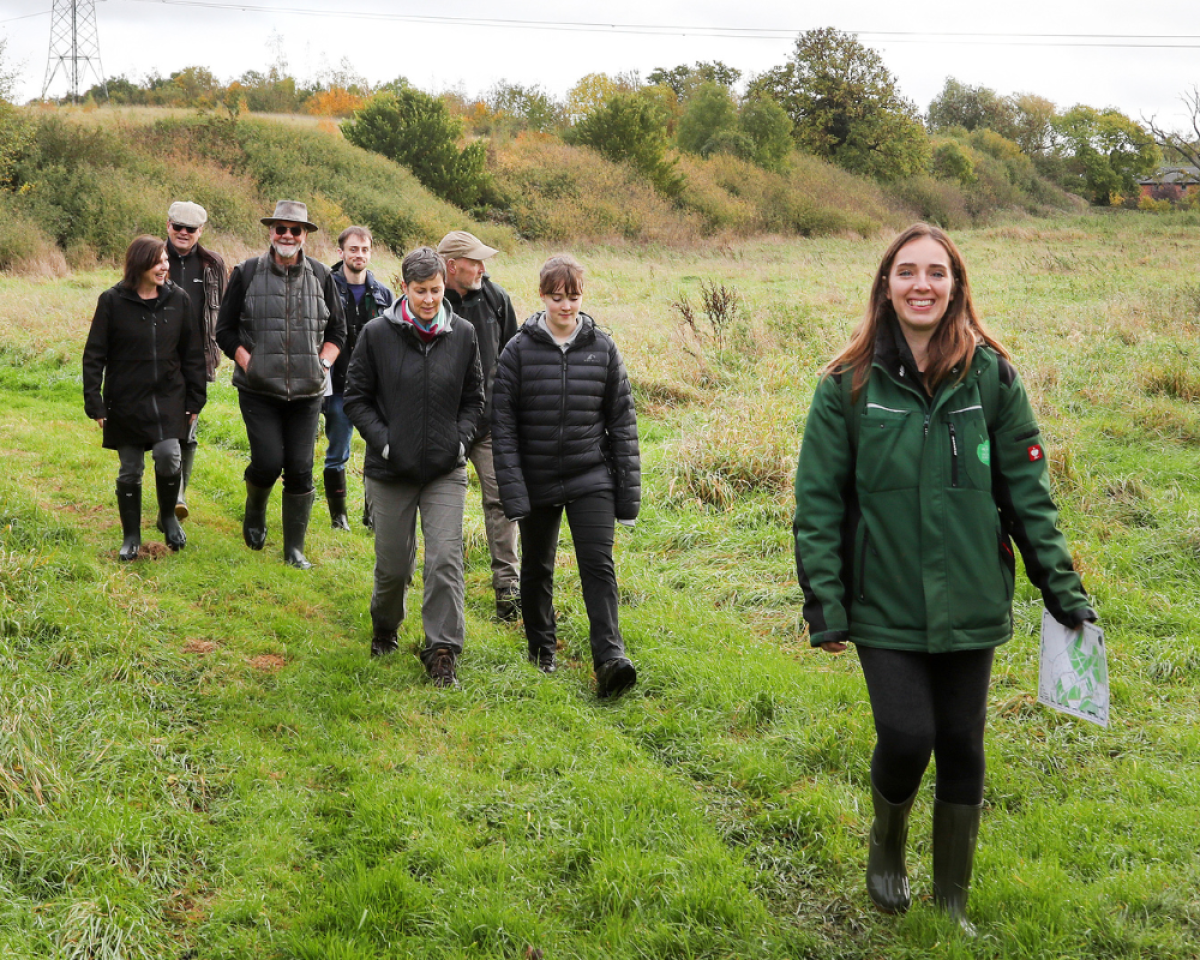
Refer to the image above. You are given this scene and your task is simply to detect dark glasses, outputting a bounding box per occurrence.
[272,224,305,237]
[169,222,198,234]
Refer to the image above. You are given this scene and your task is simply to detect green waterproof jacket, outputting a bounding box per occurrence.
[793,322,1095,653]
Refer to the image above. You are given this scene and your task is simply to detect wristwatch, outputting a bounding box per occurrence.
[320,358,332,370]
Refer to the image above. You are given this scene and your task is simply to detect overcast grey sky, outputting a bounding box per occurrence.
[3,0,1198,130]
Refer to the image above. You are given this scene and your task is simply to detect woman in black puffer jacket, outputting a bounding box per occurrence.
[83,235,206,560]
[491,254,641,698]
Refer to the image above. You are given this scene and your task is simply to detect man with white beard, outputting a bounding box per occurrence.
[215,200,346,569]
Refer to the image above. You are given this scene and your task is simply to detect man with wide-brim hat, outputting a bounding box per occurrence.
[215,200,346,569]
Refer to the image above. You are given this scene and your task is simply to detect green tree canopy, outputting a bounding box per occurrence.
[568,91,684,197]
[737,96,794,172]
[1051,105,1161,204]
[343,89,491,210]
[647,61,742,101]
[749,27,929,181]
[676,82,738,155]
[927,78,1018,138]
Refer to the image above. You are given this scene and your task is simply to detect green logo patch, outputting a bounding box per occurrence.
[977,441,991,465]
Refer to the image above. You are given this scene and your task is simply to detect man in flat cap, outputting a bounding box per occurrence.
[215,200,346,569]
[437,230,520,620]
[165,200,226,523]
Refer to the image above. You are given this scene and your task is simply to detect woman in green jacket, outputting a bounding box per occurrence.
[793,224,1095,933]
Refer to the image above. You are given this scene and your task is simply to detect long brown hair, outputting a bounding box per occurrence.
[824,223,1009,398]
[122,235,167,289]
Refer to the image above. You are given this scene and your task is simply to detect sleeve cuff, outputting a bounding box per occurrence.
[809,629,849,649]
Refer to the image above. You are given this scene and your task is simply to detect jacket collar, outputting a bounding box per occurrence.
[114,278,180,305]
[520,311,595,348]
[380,297,456,335]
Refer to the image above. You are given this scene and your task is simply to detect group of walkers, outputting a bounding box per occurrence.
[82,203,1096,932]
[82,199,642,699]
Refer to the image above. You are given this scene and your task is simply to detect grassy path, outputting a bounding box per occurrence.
[2,216,1199,958]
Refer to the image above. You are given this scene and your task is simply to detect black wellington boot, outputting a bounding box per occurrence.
[176,441,196,520]
[282,489,315,569]
[243,481,272,550]
[933,798,982,936]
[866,781,918,913]
[324,467,350,531]
[156,473,187,551]
[116,481,142,561]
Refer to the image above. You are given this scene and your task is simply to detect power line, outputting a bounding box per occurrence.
[103,1,1200,48]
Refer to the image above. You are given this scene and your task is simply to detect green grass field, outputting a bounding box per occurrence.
[2,214,1199,958]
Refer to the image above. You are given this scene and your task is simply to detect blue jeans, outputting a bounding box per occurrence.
[323,393,354,472]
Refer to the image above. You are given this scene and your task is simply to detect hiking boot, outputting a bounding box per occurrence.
[427,648,459,688]
[371,628,399,658]
[596,656,636,699]
[495,584,521,622]
[528,648,557,674]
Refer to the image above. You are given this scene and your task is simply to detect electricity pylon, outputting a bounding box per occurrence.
[41,0,108,103]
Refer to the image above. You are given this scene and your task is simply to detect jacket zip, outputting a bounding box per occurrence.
[149,298,163,440]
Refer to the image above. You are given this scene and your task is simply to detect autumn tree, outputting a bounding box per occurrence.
[566,72,640,121]
[344,89,491,209]
[750,27,928,180]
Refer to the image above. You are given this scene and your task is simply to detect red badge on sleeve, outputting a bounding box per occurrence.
[1027,444,1044,462]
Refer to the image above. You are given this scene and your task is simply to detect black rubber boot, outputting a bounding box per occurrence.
[282,489,315,569]
[156,473,186,551]
[866,781,918,913]
[243,480,272,550]
[933,798,982,936]
[324,467,350,531]
[176,441,196,520]
[116,481,142,561]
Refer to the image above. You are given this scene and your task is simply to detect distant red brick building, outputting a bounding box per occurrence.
[1137,166,1200,201]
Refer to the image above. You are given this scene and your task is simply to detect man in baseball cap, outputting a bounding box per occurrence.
[437,230,520,621]
[165,201,226,523]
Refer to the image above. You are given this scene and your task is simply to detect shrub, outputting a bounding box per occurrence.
[344,90,492,210]
[568,92,685,198]
[887,174,971,229]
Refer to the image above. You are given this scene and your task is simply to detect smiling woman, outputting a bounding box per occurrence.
[81,234,207,560]
[792,222,1097,934]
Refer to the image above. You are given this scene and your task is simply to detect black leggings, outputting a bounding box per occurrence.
[856,645,995,806]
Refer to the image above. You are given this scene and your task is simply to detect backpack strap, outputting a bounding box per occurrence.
[480,277,506,325]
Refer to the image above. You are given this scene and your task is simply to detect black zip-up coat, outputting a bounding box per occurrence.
[491,313,641,521]
[82,281,207,450]
[443,275,517,444]
[343,302,485,486]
